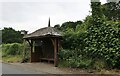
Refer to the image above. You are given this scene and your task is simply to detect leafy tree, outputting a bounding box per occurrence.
[75,21,83,26]
[102,2,120,20]
[54,24,60,30]
[59,2,120,69]
[61,21,75,31]
[2,27,23,43]
[83,2,120,68]
[60,21,83,31]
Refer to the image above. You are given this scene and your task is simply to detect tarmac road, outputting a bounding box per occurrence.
[1,62,119,76]
[2,63,46,74]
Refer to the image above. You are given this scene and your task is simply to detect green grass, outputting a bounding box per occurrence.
[1,43,30,63]
[2,55,23,63]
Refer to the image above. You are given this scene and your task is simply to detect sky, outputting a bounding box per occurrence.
[0,0,107,33]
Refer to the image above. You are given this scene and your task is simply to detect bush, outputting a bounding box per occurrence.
[58,2,120,69]
[60,19,120,69]
[2,43,30,62]
[23,42,30,60]
[58,49,92,68]
[92,59,106,71]
[2,43,23,56]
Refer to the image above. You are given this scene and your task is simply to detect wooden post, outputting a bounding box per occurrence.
[56,38,58,66]
[22,39,25,61]
[26,39,33,63]
[54,38,58,67]
[30,46,32,62]
[30,40,33,63]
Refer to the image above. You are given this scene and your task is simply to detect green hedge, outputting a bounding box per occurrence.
[2,43,30,60]
[2,43,23,56]
[60,20,120,69]
[58,49,92,68]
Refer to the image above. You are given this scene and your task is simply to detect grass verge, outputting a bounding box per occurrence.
[2,55,22,63]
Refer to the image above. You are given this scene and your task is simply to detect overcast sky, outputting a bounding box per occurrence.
[0,0,107,33]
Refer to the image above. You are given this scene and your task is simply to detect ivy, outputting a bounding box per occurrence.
[59,2,120,69]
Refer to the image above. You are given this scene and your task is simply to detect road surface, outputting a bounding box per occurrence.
[1,62,119,75]
[1,62,69,74]
[2,63,45,74]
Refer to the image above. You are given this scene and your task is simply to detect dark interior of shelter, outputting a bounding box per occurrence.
[31,38,54,63]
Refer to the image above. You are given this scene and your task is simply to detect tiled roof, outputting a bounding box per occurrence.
[23,27,62,39]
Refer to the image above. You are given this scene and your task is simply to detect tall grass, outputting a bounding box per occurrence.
[2,43,23,56]
[2,43,30,62]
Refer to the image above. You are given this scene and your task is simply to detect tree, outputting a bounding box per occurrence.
[54,24,60,30]
[75,21,83,26]
[102,2,120,21]
[2,27,23,43]
[83,2,120,68]
[59,1,120,69]
[60,21,75,31]
[60,21,83,31]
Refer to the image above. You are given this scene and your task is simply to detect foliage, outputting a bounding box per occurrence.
[102,2,120,20]
[54,24,61,30]
[60,21,82,31]
[2,42,30,62]
[91,2,102,18]
[58,2,120,69]
[83,2,120,68]
[93,60,106,71]
[58,49,92,68]
[2,43,23,56]
[23,42,30,60]
[2,55,23,62]
[84,20,120,68]
[2,27,24,43]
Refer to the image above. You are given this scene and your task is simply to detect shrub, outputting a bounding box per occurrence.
[60,20,120,69]
[8,43,20,55]
[58,49,92,68]
[2,43,30,62]
[59,2,120,69]
[23,42,30,60]
[83,20,120,68]
[2,43,23,56]
[92,59,106,71]
[2,44,11,56]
